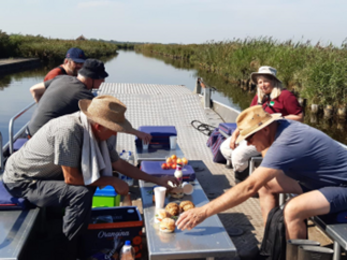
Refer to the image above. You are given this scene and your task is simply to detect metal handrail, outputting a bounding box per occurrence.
[8,101,36,154]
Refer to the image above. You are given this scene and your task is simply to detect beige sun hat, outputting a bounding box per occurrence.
[236,105,282,144]
[78,95,133,133]
[250,66,282,85]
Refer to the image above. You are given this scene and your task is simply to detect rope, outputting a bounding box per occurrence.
[190,120,216,136]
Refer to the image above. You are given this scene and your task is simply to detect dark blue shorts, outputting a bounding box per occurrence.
[300,184,347,214]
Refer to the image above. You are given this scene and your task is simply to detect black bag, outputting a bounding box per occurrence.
[258,206,286,260]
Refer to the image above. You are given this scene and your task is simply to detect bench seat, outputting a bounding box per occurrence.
[311,215,347,260]
[0,208,40,260]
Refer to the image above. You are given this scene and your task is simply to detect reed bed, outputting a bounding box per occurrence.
[135,38,347,116]
[0,31,118,62]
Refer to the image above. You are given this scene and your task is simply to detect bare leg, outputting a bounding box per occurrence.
[258,172,303,225]
[284,190,330,239]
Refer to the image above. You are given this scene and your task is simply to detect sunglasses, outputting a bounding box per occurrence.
[245,132,256,142]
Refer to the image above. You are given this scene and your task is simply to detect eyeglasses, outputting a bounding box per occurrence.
[245,132,256,142]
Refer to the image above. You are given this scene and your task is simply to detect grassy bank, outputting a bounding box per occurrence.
[135,39,347,114]
[0,30,118,62]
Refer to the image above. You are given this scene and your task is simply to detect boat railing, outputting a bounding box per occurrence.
[7,101,36,155]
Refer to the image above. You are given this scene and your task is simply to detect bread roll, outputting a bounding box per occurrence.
[165,202,180,216]
[159,218,175,233]
[179,201,195,213]
[155,209,172,223]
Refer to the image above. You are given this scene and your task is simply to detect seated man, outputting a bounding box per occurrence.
[29,48,87,102]
[27,58,151,143]
[44,47,86,81]
[3,95,178,259]
[28,58,106,136]
[177,105,347,240]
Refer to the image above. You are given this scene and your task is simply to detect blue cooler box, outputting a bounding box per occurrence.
[140,161,196,181]
[135,126,177,149]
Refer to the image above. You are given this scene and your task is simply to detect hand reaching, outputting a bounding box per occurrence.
[137,131,152,144]
[176,207,207,230]
[157,175,180,189]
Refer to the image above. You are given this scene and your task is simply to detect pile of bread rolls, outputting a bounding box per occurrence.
[157,201,195,233]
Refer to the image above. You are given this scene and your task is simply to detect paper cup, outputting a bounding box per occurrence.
[142,140,149,151]
[154,186,167,209]
[169,136,177,150]
[182,182,194,195]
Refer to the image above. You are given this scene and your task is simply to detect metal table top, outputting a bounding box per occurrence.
[139,177,237,260]
[136,144,185,163]
[0,208,40,260]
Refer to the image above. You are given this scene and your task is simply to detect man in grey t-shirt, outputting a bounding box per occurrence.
[28,58,152,143]
[28,59,107,136]
[4,96,178,259]
[177,105,347,241]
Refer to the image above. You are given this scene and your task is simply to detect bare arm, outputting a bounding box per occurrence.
[112,159,179,188]
[125,128,152,143]
[229,128,240,149]
[30,82,46,103]
[61,165,129,195]
[176,167,283,230]
[284,113,304,122]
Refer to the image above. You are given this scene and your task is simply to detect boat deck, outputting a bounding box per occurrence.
[99,83,263,259]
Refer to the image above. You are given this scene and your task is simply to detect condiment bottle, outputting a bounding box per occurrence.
[174,163,183,187]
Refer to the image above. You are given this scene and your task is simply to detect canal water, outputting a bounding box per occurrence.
[0,50,346,145]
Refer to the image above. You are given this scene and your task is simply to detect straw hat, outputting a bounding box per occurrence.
[236,105,282,144]
[250,66,282,84]
[78,95,133,133]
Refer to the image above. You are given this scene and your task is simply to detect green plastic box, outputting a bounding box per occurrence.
[92,186,120,208]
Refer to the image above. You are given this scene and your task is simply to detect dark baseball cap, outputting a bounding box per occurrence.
[65,48,86,63]
[78,59,109,79]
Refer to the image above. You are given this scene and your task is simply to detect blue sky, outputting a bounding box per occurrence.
[1,0,346,46]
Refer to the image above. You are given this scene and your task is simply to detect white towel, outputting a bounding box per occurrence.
[80,112,112,185]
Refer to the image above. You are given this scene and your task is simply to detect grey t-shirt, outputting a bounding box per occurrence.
[28,75,94,136]
[3,112,119,188]
[261,119,347,190]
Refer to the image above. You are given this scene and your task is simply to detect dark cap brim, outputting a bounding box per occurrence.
[71,57,86,63]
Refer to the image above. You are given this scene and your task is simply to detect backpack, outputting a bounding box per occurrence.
[206,128,226,163]
[258,206,286,260]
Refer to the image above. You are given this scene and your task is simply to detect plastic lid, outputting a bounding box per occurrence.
[125,240,131,246]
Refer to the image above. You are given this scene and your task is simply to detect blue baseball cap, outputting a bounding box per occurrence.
[65,48,86,63]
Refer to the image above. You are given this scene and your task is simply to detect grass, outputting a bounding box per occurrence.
[135,38,347,111]
[0,31,119,62]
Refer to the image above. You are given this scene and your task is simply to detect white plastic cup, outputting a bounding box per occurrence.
[169,136,177,150]
[182,182,194,195]
[154,186,167,209]
[142,140,149,151]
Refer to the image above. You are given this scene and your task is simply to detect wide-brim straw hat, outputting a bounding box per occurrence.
[250,66,282,85]
[79,95,133,133]
[236,105,282,144]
